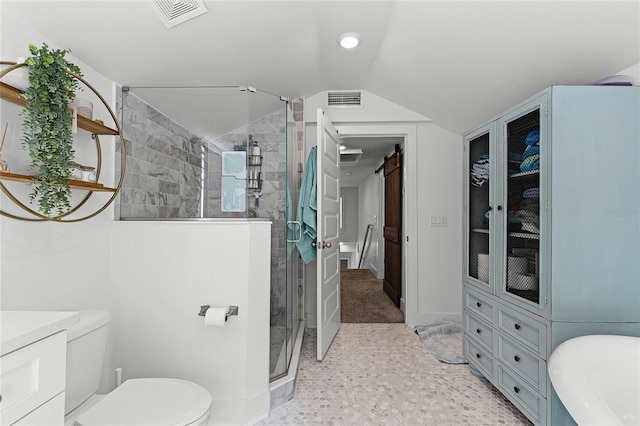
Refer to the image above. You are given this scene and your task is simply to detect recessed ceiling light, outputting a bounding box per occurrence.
[338,33,361,49]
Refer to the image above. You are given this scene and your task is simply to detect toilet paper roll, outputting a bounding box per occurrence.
[204,307,229,327]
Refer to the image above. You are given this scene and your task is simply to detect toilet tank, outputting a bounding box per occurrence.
[65,310,111,415]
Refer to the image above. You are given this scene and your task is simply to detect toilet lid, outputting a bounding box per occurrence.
[74,378,212,426]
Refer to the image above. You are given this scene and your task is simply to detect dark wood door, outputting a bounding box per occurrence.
[383,150,402,307]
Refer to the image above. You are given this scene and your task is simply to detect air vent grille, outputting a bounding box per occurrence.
[149,0,208,28]
[340,149,363,164]
[327,91,362,107]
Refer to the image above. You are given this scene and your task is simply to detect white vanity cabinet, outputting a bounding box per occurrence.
[463,86,640,425]
[0,311,79,425]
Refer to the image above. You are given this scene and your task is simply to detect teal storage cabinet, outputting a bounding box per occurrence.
[462,86,640,425]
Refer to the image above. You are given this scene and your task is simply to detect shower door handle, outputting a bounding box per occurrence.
[286,221,302,243]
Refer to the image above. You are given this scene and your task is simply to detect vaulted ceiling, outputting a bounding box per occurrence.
[2,1,639,140]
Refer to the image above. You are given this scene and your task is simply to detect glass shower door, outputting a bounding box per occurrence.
[286,97,305,372]
[268,96,305,381]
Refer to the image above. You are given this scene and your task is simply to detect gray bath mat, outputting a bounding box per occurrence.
[415,318,468,364]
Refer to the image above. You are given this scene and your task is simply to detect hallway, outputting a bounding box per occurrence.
[259,324,531,425]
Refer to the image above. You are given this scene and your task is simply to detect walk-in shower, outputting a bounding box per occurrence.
[116,86,304,383]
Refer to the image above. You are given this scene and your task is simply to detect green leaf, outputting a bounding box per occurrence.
[20,42,83,218]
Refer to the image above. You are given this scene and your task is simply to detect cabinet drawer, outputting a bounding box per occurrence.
[497,365,546,425]
[13,392,65,426]
[497,306,547,356]
[465,336,494,380]
[497,335,546,393]
[464,288,495,323]
[465,311,494,350]
[0,332,66,426]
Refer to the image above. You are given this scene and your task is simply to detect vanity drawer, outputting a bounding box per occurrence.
[0,332,66,426]
[13,392,65,426]
[464,288,495,324]
[497,306,547,356]
[465,336,494,380]
[497,364,546,426]
[497,335,546,393]
[465,310,494,350]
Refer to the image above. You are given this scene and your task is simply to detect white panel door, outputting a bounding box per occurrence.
[316,108,341,361]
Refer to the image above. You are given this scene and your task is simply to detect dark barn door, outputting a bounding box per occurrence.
[383,149,402,307]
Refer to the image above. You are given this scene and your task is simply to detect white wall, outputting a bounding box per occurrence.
[306,91,429,123]
[0,12,115,312]
[414,123,463,325]
[0,9,119,395]
[339,187,358,242]
[304,91,464,327]
[616,62,640,84]
[357,171,383,277]
[109,221,271,425]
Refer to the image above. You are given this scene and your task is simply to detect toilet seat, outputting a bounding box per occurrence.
[73,378,212,426]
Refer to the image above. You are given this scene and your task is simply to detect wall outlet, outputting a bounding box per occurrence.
[430,215,447,227]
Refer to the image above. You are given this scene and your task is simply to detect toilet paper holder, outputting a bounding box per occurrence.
[198,305,239,320]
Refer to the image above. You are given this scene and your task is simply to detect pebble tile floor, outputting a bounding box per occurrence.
[259,323,532,425]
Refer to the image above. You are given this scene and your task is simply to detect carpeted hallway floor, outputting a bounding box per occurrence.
[340,268,404,323]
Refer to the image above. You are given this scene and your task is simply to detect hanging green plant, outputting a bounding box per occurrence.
[20,43,82,217]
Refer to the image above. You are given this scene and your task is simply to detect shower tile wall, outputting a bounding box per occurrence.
[206,107,289,325]
[115,89,204,218]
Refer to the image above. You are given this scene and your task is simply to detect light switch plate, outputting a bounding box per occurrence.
[430,215,447,227]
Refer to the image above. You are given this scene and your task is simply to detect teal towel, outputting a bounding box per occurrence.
[296,147,317,264]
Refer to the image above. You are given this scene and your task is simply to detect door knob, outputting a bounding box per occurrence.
[311,241,317,248]
[322,241,332,249]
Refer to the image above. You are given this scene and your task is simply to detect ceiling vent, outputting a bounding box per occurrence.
[327,91,362,108]
[340,148,363,164]
[149,0,208,29]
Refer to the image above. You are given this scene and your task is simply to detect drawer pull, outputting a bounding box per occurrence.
[514,323,521,330]
[513,386,520,394]
[476,353,481,359]
[514,355,520,362]
[476,302,481,308]
[476,328,481,334]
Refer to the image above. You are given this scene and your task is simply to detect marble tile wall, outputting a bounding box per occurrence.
[115,89,204,218]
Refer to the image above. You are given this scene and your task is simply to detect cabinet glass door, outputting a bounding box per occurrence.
[466,127,493,289]
[503,108,541,305]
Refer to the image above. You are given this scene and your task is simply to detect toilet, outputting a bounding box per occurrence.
[64,310,212,426]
